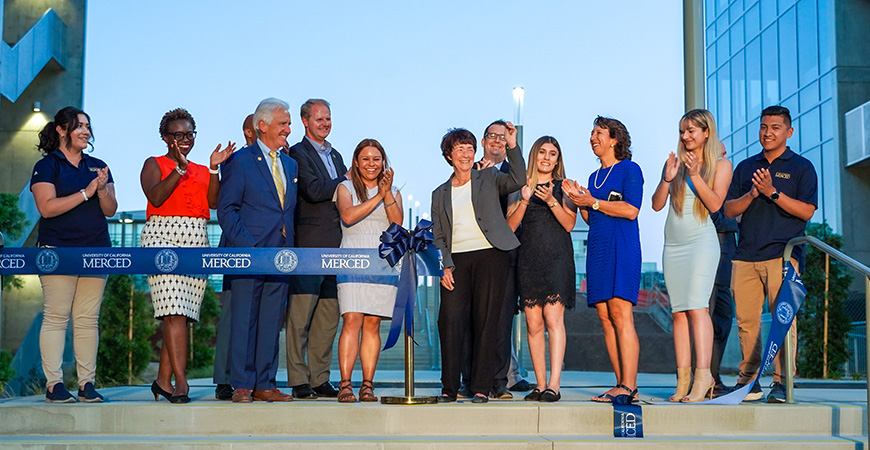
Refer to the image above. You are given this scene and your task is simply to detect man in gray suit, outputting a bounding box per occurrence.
[285,99,347,399]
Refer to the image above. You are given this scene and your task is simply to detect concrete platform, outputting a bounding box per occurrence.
[1,371,866,448]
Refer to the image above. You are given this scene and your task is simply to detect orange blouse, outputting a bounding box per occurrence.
[146,155,211,219]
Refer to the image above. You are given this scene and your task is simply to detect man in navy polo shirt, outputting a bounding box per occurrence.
[724,106,817,403]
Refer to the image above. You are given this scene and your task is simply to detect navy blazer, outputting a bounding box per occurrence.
[288,138,347,248]
[217,143,297,248]
[431,144,525,270]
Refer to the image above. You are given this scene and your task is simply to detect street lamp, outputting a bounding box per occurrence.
[512,86,525,149]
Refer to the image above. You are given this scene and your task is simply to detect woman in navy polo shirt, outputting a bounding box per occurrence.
[30,106,117,403]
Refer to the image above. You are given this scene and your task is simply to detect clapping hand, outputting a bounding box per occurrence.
[521,178,533,202]
[562,179,593,207]
[378,167,394,198]
[684,151,701,177]
[86,167,110,198]
[210,141,237,170]
[663,152,679,182]
[534,181,555,204]
[474,159,495,170]
[168,140,189,170]
[751,168,775,197]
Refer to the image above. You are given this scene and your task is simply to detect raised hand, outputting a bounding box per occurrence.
[168,140,188,170]
[664,152,679,182]
[505,121,518,148]
[474,159,495,170]
[684,151,701,177]
[378,167,394,198]
[520,184,532,202]
[210,141,237,169]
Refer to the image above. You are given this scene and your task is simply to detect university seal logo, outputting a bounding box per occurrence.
[155,249,179,273]
[36,249,59,273]
[274,249,298,273]
[775,302,794,325]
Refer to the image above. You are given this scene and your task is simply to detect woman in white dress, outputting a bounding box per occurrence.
[651,109,732,402]
[335,139,403,403]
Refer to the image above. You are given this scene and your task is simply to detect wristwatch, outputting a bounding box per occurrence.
[592,199,600,211]
[770,190,780,202]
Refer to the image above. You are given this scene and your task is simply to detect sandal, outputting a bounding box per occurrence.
[338,379,356,403]
[359,379,378,402]
[591,385,618,403]
[614,383,639,404]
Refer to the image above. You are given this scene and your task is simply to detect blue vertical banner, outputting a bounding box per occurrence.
[612,395,643,438]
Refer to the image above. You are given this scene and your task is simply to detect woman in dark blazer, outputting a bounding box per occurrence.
[430,123,525,403]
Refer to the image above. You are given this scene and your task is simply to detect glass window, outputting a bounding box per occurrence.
[719,61,732,136]
[744,2,760,39]
[746,37,762,118]
[761,0,778,28]
[733,124,747,152]
[718,0,731,19]
[800,106,821,151]
[730,1,745,22]
[821,99,834,142]
[722,136,732,158]
[796,0,819,86]
[790,116,801,149]
[707,74,718,119]
[779,0,795,14]
[761,26,779,107]
[717,12,730,41]
[732,49,747,128]
[706,0,718,26]
[802,145,822,222]
[778,8,798,98]
[731,17,745,54]
[821,140,840,230]
[707,23,717,47]
[708,42,718,73]
[820,71,833,101]
[800,81,819,111]
[818,0,834,72]
[782,94,799,120]
[717,29,731,65]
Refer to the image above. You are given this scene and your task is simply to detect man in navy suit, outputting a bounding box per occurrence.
[285,99,348,399]
[218,98,297,403]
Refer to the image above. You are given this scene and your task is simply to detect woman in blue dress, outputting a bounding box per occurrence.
[651,109,732,402]
[563,116,643,403]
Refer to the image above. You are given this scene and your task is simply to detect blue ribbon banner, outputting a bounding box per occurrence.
[0,246,443,277]
[697,261,806,405]
[612,395,643,438]
[378,220,437,351]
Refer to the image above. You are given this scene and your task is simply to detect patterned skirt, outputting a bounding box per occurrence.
[140,215,210,321]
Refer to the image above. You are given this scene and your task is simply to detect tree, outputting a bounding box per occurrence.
[0,192,30,291]
[797,222,854,379]
[97,275,156,385]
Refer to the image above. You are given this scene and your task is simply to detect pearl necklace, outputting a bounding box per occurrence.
[593,161,616,189]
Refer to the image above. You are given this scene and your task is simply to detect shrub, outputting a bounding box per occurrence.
[188,284,220,370]
[97,275,155,385]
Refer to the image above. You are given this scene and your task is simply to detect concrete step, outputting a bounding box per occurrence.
[1,400,864,438]
[0,435,865,449]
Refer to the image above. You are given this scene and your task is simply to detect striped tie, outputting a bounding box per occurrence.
[269,151,285,209]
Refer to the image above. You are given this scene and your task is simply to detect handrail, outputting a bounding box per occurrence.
[781,236,870,436]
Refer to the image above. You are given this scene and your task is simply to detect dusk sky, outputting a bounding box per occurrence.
[83,0,686,266]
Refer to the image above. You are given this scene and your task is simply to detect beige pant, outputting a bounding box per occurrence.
[732,258,798,384]
[39,275,108,389]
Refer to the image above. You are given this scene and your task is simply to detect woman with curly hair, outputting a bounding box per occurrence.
[140,108,235,403]
[563,116,644,403]
[506,136,577,402]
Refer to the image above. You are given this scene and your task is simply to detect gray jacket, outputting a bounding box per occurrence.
[430,145,525,270]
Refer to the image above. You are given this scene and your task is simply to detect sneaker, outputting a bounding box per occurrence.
[45,383,76,403]
[733,382,763,402]
[77,382,104,403]
[767,382,786,403]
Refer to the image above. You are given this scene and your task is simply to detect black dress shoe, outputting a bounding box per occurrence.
[436,394,456,403]
[215,384,234,401]
[471,393,489,404]
[291,383,318,399]
[312,381,339,398]
[456,385,471,399]
[524,388,542,401]
[489,384,513,399]
[508,379,535,392]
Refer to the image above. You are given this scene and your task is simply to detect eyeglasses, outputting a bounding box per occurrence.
[166,131,197,141]
[485,133,506,142]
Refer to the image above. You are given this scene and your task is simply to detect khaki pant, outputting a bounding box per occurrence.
[39,275,107,389]
[732,258,798,384]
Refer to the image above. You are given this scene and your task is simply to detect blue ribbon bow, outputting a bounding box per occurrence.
[378,219,434,351]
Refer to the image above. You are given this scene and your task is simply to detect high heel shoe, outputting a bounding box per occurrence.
[669,367,691,402]
[681,368,714,403]
[151,381,172,402]
[169,393,191,404]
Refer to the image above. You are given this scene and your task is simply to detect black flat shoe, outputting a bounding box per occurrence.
[436,394,456,403]
[471,393,489,404]
[151,381,172,402]
[291,383,318,399]
[524,388,542,401]
[540,388,561,402]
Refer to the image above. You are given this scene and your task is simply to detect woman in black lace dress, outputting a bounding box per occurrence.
[507,136,577,402]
